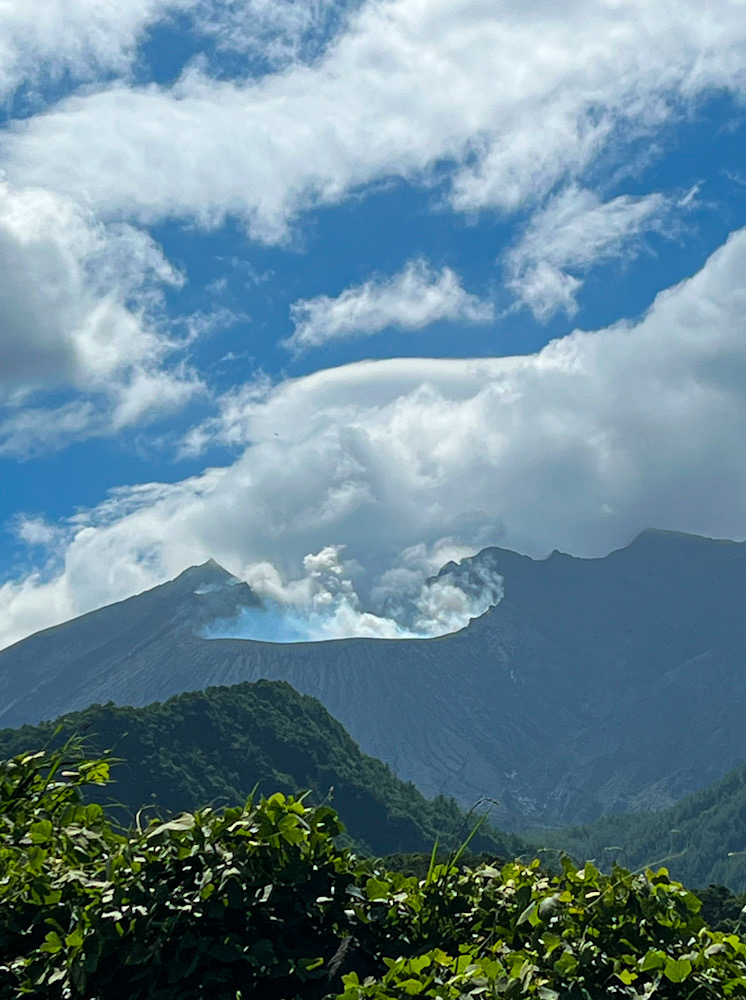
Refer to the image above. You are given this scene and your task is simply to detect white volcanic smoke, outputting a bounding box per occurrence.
[202,544,505,643]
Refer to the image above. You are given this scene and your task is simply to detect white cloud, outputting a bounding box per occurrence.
[508,264,583,325]
[0,401,98,458]
[4,226,746,647]
[0,181,202,453]
[0,572,73,650]
[0,0,361,106]
[0,0,739,422]
[3,0,746,243]
[11,515,63,548]
[112,366,204,430]
[193,0,361,70]
[505,186,678,320]
[177,376,272,458]
[285,260,493,354]
[0,0,197,101]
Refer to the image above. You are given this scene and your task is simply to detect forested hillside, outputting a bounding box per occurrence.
[8,671,746,897]
[540,762,746,892]
[0,679,525,860]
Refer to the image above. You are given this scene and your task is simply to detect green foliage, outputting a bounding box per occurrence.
[0,745,354,999]
[339,858,746,999]
[697,885,746,934]
[2,747,746,999]
[536,762,746,893]
[0,680,525,861]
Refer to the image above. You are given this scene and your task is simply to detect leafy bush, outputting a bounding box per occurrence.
[1,747,746,999]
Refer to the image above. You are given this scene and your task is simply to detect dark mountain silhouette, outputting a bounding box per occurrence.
[2,529,746,827]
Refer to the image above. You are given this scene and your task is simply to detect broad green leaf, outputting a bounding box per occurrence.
[40,931,64,954]
[30,819,54,843]
[640,950,666,972]
[541,932,562,955]
[65,927,84,949]
[517,900,537,925]
[664,958,692,983]
[366,877,392,901]
[146,813,195,837]
[554,951,579,977]
[399,978,425,995]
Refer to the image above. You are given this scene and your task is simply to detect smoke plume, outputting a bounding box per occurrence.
[201,543,504,643]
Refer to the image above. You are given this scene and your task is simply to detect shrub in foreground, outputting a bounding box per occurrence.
[1,748,746,999]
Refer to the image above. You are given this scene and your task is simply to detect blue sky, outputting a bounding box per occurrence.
[1,0,746,647]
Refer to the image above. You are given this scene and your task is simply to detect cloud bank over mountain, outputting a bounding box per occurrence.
[2,0,746,649]
[4,225,746,648]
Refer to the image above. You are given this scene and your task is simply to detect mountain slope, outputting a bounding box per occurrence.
[539,760,746,893]
[0,678,526,859]
[3,530,746,826]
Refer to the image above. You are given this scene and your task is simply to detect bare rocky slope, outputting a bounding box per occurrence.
[2,529,746,828]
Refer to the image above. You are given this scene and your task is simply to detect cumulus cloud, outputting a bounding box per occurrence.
[508,263,582,323]
[505,186,680,320]
[4,227,746,648]
[0,181,202,453]
[285,260,493,354]
[11,515,63,548]
[3,0,746,243]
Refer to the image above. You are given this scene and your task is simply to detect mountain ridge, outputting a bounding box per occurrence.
[3,529,746,828]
